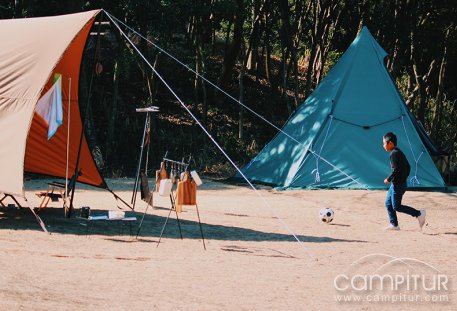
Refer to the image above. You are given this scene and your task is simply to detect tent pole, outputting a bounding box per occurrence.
[131,107,158,209]
[64,77,71,216]
[131,112,150,209]
[69,12,104,217]
[107,188,134,210]
[24,197,49,234]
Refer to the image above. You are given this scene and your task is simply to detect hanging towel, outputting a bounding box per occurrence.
[155,162,168,192]
[140,172,151,202]
[35,74,63,140]
[176,171,197,212]
[190,170,203,185]
[158,179,173,197]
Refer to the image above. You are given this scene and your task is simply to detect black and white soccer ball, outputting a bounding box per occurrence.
[319,208,334,223]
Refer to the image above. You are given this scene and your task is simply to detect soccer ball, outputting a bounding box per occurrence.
[319,208,334,223]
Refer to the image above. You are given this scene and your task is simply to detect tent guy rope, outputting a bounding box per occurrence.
[105,11,368,190]
[106,11,316,261]
[401,116,424,187]
[312,115,334,183]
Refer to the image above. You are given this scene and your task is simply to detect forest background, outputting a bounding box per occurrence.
[1,0,456,183]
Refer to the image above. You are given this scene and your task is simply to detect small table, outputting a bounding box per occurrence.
[79,215,137,237]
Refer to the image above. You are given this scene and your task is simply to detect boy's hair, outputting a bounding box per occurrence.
[383,132,397,146]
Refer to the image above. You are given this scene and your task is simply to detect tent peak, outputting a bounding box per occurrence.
[350,26,387,63]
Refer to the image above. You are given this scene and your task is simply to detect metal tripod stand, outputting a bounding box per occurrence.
[131,106,159,210]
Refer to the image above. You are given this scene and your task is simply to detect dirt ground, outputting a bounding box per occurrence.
[0,178,456,310]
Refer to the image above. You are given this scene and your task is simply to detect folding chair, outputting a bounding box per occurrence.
[0,193,23,208]
[0,178,31,208]
[35,171,81,211]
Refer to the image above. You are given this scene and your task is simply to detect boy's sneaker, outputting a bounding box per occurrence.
[417,209,426,230]
[384,224,400,231]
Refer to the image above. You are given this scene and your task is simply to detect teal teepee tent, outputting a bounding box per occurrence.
[240,27,445,189]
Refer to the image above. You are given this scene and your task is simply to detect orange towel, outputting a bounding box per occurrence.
[176,171,197,212]
[155,162,168,192]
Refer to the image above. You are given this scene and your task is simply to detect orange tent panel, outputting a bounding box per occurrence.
[24,14,106,188]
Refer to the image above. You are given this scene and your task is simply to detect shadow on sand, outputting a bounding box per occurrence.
[0,206,369,244]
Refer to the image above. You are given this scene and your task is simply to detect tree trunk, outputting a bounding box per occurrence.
[194,18,209,126]
[246,0,263,73]
[280,47,291,114]
[305,0,319,97]
[412,58,435,125]
[238,45,246,140]
[264,12,272,83]
[292,47,299,108]
[150,53,161,102]
[224,19,232,54]
[186,14,196,45]
[14,0,22,17]
[357,0,371,35]
[291,0,307,108]
[194,21,201,107]
[412,62,425,124]
[219,0,245,90]
[431,27,450,140]
[201,53,208,127]
[279,0,296,113]
[106,60,120,161]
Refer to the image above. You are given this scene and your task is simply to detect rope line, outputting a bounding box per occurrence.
[106,11,316,260]
[105,11,367,190]
[401,116,423,186]
[312,115,333,183]
[332,115,401,129]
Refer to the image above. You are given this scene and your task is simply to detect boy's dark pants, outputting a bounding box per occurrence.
[385,183,420,226]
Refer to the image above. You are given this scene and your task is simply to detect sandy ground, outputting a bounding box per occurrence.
[0,178,456,311]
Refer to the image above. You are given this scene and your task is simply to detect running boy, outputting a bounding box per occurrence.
[382,132,426,230]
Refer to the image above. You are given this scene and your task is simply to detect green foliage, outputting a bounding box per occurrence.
[395,71,410,100]
[323,51,342,77]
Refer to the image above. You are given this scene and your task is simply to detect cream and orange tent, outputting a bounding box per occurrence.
[0,10,108,199]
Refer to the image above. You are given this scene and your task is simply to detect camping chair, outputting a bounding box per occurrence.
[35,171,81,211]
[0,177,32,208]
[0,193,23,208]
